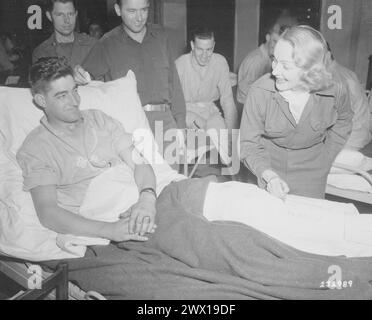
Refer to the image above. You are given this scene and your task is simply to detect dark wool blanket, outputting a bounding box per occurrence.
[45,178,372,300]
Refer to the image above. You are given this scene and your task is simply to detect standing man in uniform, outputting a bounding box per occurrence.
[82,0,187,166]
[32,0,97,68]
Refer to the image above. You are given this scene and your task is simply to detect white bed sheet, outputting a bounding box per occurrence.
[204,181,372,257]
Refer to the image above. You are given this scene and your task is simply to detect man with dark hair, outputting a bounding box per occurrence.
[88,20,104,40]
[32,0,96,68]
[237,23,287,105]
[175,26,237,163]
[81,0,187,165]
[18,57,157,241]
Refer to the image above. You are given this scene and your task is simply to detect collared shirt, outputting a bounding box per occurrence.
[16,109,132,214]
[175,52,237,129]
[329,60,371,149]
[279,90,310,124]
[237,44,272,104]
[82,24,186,128]
[32,32,97,68]
[240,74,353,198]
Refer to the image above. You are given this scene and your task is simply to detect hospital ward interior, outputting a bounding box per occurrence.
[1,0,372,301]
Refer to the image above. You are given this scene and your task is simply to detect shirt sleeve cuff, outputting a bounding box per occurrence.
[23,173,58,191]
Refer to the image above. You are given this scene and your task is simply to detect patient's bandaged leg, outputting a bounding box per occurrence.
[203,182,372,257]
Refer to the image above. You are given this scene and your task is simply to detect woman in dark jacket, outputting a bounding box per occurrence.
[240,25,353,199]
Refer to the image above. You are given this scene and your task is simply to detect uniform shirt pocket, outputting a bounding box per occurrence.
[264,110,291,137]
[310,105,338,133]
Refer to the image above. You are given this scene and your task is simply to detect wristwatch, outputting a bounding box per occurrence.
[140,187,157,199]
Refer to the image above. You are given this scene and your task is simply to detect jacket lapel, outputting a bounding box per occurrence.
[297,94,315,126]
[273,92,297,128]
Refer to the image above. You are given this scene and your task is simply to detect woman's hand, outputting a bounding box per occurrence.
[262,170,289,200]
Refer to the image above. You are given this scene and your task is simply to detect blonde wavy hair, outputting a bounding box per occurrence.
[280,25,333,92]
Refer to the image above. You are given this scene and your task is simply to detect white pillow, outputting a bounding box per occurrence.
[79,72,149,134]
[0,71,181,261]
[0,71,152,157]
[327,174,372,194]
[0,87,43,158]
[330,149,372,174]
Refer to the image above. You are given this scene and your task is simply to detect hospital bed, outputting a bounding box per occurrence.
[0,69,239,299]
[2,74,372,300]
[0,71,192,300]
[0,255,69,300]
[0,254,107,300]
[325,89,372,206]
[326,162,372,205]
[0,73,150,300]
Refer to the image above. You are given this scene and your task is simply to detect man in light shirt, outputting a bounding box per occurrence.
[175,27,237,163]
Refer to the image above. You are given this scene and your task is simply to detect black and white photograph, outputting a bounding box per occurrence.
[0,0,372,306]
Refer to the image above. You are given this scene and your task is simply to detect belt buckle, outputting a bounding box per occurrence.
[143,103,169,112]
[143,104,153,112]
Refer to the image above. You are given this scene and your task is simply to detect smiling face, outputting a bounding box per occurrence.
[47,1,77,38]
[191,37,215,67]
[272,39,305,92]
[115,0,149,35]
[36,75,81,126]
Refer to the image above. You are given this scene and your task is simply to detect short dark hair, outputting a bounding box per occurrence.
[192,26,214,42]
[45,0,77,12]
[265,23,289,37]
[29,57,74,95]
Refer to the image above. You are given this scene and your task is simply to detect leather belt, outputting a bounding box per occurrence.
[143,103,171,112]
